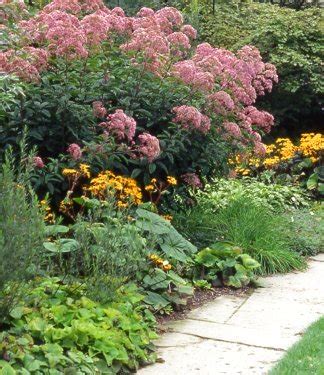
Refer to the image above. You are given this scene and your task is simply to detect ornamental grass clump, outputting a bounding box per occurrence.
[173,196,306,275]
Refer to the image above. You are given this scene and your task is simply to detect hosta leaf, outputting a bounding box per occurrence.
[144,292,170,309]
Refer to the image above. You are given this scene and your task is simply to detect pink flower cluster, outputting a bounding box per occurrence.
[0,47,48,82]
[100,109,137,142]
[172,106,211,134]
[167,32,191,57]
[181,173,202,188]
[223,122,242,139]
[42,0,105,14]
[241,106,274,134]
[16,3,134,61]
[94,105,160,162]
[137,133,160,162]
[67,143,82,160]
[2,2,278,157]
[173,43,278,104]
[122,7,195,73]
[170,43,277,147]
[173,60,214,92]
[33,156,45,168]
[208,91,235,115]
[92,101,107,118]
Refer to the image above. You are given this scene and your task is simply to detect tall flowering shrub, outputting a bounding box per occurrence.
[0,0,278,193]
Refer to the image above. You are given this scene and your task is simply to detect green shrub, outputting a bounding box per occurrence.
[0,150,45,320]
[0,278,157,374]
[285,206,324,256]
[1,1,278,203]
[43,197,153,303]
[195,176,309,213]
[195,1,323,127]
[173,196,306,274]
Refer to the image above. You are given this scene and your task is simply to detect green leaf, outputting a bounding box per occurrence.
[45,225,69,236]
[43,239,79,253]
[143,269,169,290]
[131,168,142,179]
[135,208,170,235]
[28,317,47,332]
[9,306,24,320]
[307,173,318,190]
[148,163,156,174]
[144,292,170,309]
[0,363,16,375]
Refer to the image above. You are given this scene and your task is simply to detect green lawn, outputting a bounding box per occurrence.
[270,317,324,375]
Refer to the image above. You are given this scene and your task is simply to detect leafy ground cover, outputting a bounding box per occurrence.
[270,317,324,375]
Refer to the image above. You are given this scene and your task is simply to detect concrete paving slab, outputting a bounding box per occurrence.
[311,253,324,262]
[155,332,203,348]
[137,259,324,374]
[167,319,296,350]
[187,295,247,323]
[139,339,283,375]
[227,295,324,334]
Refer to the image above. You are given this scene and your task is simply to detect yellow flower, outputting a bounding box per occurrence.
[117,201,128,208]
[163,263,172,272]
[145,184,155,192]
[86,170,142,206]
[167,176,177,186]
[62,168,78,177]
[45,212,55,224]
[149,254,172,271]
[79,164,91,179]
[59,199,73,214]
[162,214,173,222]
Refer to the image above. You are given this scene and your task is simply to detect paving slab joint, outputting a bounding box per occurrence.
[225,291,254,323]
[169,330,287,352]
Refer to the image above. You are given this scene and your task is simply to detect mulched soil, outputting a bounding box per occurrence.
[156,286,252,332]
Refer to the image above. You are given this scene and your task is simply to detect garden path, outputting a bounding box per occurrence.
[138,255,324,374]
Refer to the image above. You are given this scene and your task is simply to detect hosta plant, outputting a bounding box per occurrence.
[194,241,260,288]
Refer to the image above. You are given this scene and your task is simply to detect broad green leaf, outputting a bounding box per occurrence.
[9,306,24,320]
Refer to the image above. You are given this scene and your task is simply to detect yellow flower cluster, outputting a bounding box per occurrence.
[87,170,142,207]
[59,199,74,214]
[149,254,172,272]
[40,199,54,224]
[167,176,177,186]
[62,164,91,179]
[263,138,297,168]
[232,133,323,174]
[298,133,324,163]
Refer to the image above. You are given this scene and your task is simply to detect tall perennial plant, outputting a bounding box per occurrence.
[1,0,278,195]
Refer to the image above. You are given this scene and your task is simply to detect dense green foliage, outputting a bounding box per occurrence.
[194,176,310,212]
[285,206,324,256]
[195,1,323,128]
[270,317,324,375]
[0,279,157,374]
[0,149,45,319]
